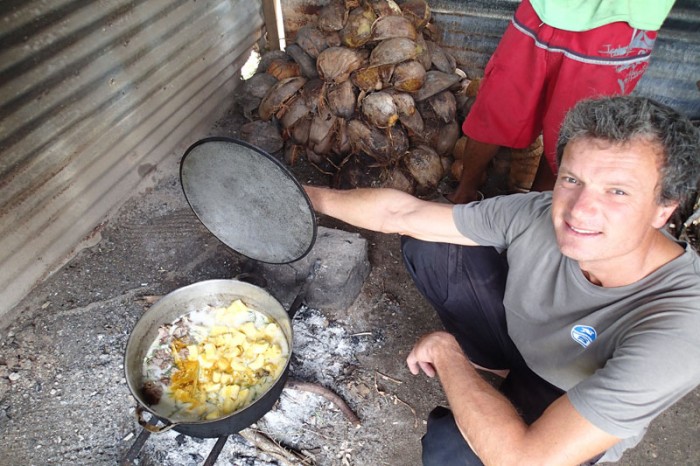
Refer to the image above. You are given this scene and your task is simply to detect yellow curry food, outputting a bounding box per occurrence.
[142,299,289,421]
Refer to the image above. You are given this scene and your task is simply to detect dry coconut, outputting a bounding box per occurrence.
[295,25,337,58]
[317,46,368,83]
[392,60,426,92]
[347,119,408,165]
[285,43,319,79]
[361,91,399,128]
[341,4,376,48]
[258,76,307,120]
[240,120,284,154]
[402,144,444,193]
[328,80,357,119]
[318,1,347,32]
[371,15,418,42]
[351,64,394,91]
[370,37,420,66]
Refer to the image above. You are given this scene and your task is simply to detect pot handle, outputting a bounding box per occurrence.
[136,405,179,433]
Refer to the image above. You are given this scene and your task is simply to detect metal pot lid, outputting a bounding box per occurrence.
[180,137,316,264]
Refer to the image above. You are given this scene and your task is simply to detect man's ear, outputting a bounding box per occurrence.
[653,201,679,229]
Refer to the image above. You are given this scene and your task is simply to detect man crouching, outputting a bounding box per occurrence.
[305,95,700,465]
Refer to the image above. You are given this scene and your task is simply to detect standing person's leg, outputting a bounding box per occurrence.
[447,139,498,204]
[452,0,547,204]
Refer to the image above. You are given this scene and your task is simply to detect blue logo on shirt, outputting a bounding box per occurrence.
[571,325,597,348]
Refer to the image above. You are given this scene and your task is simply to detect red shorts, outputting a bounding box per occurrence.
[462,0,657,173]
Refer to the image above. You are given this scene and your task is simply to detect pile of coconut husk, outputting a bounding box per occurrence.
[237,0,481,196]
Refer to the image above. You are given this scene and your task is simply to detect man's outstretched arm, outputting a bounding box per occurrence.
[304,186,479,246]
[407,332,621,466]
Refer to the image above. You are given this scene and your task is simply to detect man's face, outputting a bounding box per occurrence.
[551,137,676,267]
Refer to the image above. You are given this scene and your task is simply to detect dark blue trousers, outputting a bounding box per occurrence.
[401,237,567,466]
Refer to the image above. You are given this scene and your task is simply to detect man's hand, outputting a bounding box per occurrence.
[406,331,463,378]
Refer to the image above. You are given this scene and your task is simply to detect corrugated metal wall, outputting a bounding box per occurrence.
[0,0,265,319]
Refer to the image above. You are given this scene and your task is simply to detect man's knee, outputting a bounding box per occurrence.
[422,406,483,466]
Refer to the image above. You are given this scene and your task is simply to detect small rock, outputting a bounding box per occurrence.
[8,372,20,382]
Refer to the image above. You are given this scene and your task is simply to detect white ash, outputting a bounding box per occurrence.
[288,306,370,385]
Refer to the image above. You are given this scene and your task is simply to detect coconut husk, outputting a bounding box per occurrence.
[317,46,368,83]
[347,119,408,165]
[309,106,338,151]
[240,120,284,154]
[450,158,463,180]
[361,91,399,128]
[399,107,425,135]
[305,146,327,165]
[333,153,384,189]
[284,143,305,166]
[318,2,348,32]
[378,166,416,194]
[240,73,278,121]
[300,78,326,114]
[289,116,312,145]
[285,43,319,79]
[370,0,403,17]
[391,60,426,92]
[258,76,307,120]
[466,78,481,97]
[295,25,334,58]
[412,70,460,101]
[267,58,302,80]
[370,37,420,66]
[389,91,416,116]
[402,144,443,194]
[351,64,394,91]
[441,156,452,175]
[341,4,376,48]
[389,91,425,135]
[428,90,457,123]
[426,40,457,74]
[415,33,432,70]
[452,136,468,161]
[256,50,289,74]
[333,118,352,156]
[243,73,278,99]
[328,80,357,119]
[371,15,417,41]
[433,120,461,156]
[400,0,431,30]
[279,94,311,129]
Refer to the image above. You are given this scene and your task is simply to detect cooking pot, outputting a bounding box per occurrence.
[124,279,295,438]
[124,138,317,438]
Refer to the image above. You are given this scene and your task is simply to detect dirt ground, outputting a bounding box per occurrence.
[0,100,698,466]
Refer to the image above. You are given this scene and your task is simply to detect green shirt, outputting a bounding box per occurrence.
[529,0,676,32]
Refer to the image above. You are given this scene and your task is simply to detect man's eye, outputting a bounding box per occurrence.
[611,189,627,196]
[562,176,578,184]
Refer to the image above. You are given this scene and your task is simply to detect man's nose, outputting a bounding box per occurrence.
[570,189,600,217]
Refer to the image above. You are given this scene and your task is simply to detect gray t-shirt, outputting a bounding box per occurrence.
[453,192,700,462]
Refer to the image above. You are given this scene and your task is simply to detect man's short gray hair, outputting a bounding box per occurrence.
[556,96,700,205]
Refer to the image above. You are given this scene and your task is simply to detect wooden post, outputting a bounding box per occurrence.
[262,0,283,50]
